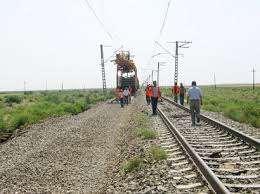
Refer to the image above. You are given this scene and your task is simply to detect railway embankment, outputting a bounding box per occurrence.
[0,98,138,192]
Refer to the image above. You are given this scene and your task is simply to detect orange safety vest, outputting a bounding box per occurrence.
[145,86,152,97]
[172,86,180,94]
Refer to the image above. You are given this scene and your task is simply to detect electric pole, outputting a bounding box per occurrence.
[168,41,192,84]
[157,62,160,86]
[24,81,26,93]
[100,44,106,92]
[45,80,48,91]
[157,62,166,86]
[252,68,256,91]
[214,73,217,90]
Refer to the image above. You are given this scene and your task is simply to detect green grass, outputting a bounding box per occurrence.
[136,127,157,140]
[135,112,149,128]
[122,146,167,174]
[0,90,114,132]
[162,86,260,128]
[122,156,143,173]
[149,146,167,161]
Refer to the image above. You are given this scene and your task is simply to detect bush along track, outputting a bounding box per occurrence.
[0,90,114,143]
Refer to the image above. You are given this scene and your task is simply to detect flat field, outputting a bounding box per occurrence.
[162,86,260,128]
[0,90,114,133]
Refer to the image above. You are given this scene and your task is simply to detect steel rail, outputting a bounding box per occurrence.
[158,107,230,194]
[162,96,260,151]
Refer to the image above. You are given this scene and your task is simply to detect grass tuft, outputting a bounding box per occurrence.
[122,157,143,173]
[136,127,157,140]
[149,146,167,161]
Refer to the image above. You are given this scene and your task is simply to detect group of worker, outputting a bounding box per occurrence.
[117,87,132,108]
[145,81,203,126]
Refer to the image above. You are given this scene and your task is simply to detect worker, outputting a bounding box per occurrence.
[179,83,186,106]
[151,81,161,115]
[128,86,132,103]
[115,87,120,103]
[172,82,180,103]
[123,87,130,105]
[119,88,124,108]
[145,84,152,105]
[187,81,203,126]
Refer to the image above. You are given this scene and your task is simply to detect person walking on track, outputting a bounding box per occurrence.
[179,83,186,106]
[187,81,203,126]
[172,82,180,103]
[151,81,161,115]
[123,87,130,105]
[128,86,132,104]
[119,89,124,108]
[145,84,152,105]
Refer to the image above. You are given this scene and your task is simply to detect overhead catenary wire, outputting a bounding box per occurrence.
[82,0,113,40]
[143,0,173,82]
[159,0,172,36]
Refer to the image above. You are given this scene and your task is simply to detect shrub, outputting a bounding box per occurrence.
[149,146,167,161]
[254,118,260,128]
[122,157,143,173]
[11,113,30,129]
[64,95,75,103]
[59,103,78,115]
[4,95,22,104]
[85,95,91,105]
[136,128,157,140]
[0,112,6,130]
[44,94,61,104]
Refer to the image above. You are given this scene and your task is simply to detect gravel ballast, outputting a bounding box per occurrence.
[201,110,260,140]
[0,101,137,192]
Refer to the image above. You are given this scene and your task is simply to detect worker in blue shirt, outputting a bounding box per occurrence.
[187,81,202,126]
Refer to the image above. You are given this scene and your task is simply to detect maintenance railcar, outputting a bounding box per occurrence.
[114,51,139,95]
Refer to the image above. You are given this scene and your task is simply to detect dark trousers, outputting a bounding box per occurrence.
[180,95,184,106]
[120,98,124,107]
[174,95,178,103]
[151,97,158,115]
[190,100,200,125]
[124,96,128,105]
[146,95,151,105]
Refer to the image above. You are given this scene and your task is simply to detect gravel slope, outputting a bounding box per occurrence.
[0,101,136,193]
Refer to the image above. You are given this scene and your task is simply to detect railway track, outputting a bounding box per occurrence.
[158,97,260,194]
[152,116,214,193]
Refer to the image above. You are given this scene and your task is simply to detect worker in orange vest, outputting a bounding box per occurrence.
[151,81,161,115]
[172,82,180,103]
[145,84,152,105]
[118,89,124,108]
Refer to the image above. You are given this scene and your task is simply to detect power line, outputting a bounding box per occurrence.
[159,0,172,36]
[144,0,173,75]
[83,0,113,40]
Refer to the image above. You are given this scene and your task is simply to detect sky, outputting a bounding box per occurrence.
[0,0,259,91]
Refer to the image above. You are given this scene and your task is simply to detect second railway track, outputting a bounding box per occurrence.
[157,97,260,194]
